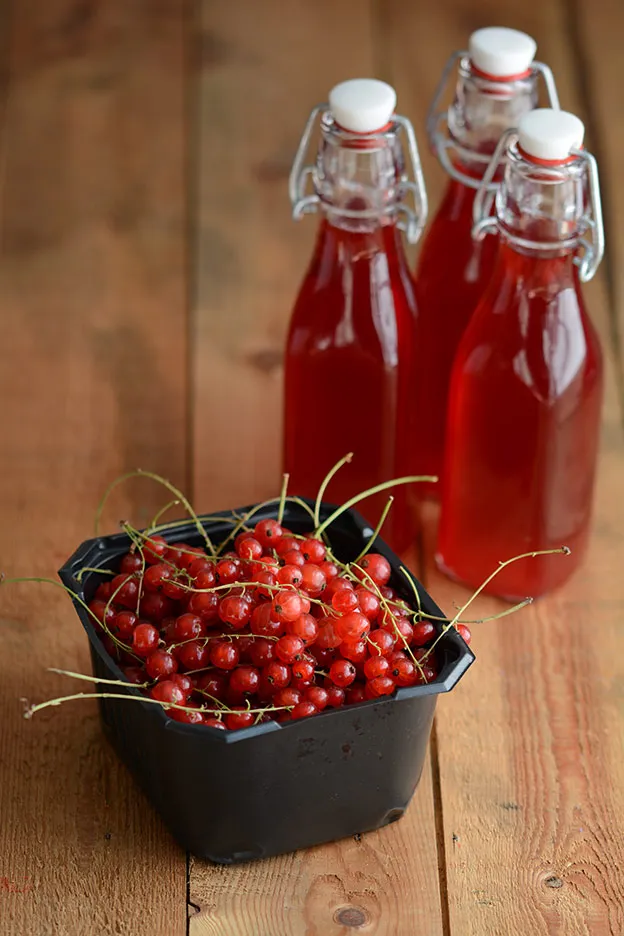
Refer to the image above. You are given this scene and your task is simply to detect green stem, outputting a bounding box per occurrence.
[277,474,289,525]
[147,499,181,534]
[314,453,353,528]
[352,497,393,565]
[48,668,150,688]
[314,475,437,538]
[23,691,293,720]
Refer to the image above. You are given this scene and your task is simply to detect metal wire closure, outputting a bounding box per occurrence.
[426,52,561,192]
[288,105,428,244]
[471,130,605,283]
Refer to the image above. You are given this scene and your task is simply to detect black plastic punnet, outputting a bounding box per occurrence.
[59,499,474,863]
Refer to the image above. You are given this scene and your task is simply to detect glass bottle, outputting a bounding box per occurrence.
[437,109,605,599]
[284,79,427,539]
[397,28,560,499]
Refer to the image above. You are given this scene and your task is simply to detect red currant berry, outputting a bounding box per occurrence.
[250,602,284,638]
[273,687,302,707]
[170,673,193,698]
[132,622,160,657]
[304,686,329,710]
[340,639,368,664]
[364,656,390,680]
[335,611,370,642]
[144,535,168,565]
[318,560,339,581]
[143,563,173,594]
[165,542,191,568]
[248,637,276,667]
[332,588,359,614]
[122,665,146,685]
[272,590,306,623]
[112,610,137,640]
[95,581,114,602]
[237,536,263,561]
[276,634,305,663]
[174,613,205,642]
[139,592,173,622]
[300,538,326,563]
[291,658,315,685]
[215,558,241,585]
[329,659,357,688]
[263,661,291,689]
[218,596,252,630]
[325,576,354,599]
[225,709,255,730]
[300,563,326,598]
[209,641,240,670]
[170,707,204,724]
[150,680,185,705]
[277,564,303,588]
[281,549,305,567]
[412,621,436,648]
[146,649,178,681]
[380,586,396,600]
[346,683,366,705]
[229,665,260,696]
[253,519,284,550]
[367,675,396,697]
[355,587,380,621]
[316,619,342,650]
[251,569,277,599]
[120,552,143,575]
[390,657,418,687]
[456,623,472,645]
[177,640,210,670]
[189,556,214,580]
[188,591,219,622]
[177,546,205,570]
[355,554,391,587]
[195,671,228,700]
[291,701,318,719]
[276,536,301,557]
[111,573,139,609]
[286,613,318,647]
[204,717,227,730]
[367,628,396,657]
[325,685,345,707]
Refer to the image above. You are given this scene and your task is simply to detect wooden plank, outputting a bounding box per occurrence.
[384,1,624,932]
[0,2,189,933]
[191,2,444,933]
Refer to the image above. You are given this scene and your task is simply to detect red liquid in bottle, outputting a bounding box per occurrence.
[284,219,419,539]
[437,243,603,599]
[398,177,498,493]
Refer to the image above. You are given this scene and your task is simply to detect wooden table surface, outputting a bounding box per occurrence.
[1,2,623,934]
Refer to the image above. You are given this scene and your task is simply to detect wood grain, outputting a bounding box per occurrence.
[191,3,444,934]
[0,2,189,933]
[384,1,624,933]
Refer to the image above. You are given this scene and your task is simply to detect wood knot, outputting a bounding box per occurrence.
[545,876,563,888]
[334,906,368,927]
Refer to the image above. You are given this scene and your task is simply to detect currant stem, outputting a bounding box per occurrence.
[352,497,393,565]
[22,692,293,720]
[277,474,289,526]
[420,547,569,663]
[48,668,150,689]
[314,475,437,538]
[314,453,353,529]
[147,499,181,534]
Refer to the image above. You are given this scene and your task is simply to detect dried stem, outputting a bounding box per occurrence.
[315,475,437,538]
[352,497,393,565]
[314,453,353,528]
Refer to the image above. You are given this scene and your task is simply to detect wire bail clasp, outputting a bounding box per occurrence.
[471,130,605,283]
[288,105,428,244]
[427,52,560,192]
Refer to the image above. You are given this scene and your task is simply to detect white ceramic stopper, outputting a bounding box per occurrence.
[469,27,537,77]
[518,109,585,160]
[328,79,397,133]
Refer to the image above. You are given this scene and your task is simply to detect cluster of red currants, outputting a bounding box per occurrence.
[87,518,470,730]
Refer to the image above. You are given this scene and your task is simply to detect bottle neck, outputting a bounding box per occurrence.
[494,145,588,261]
[314,115,406,232]
[447,59,539,179]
